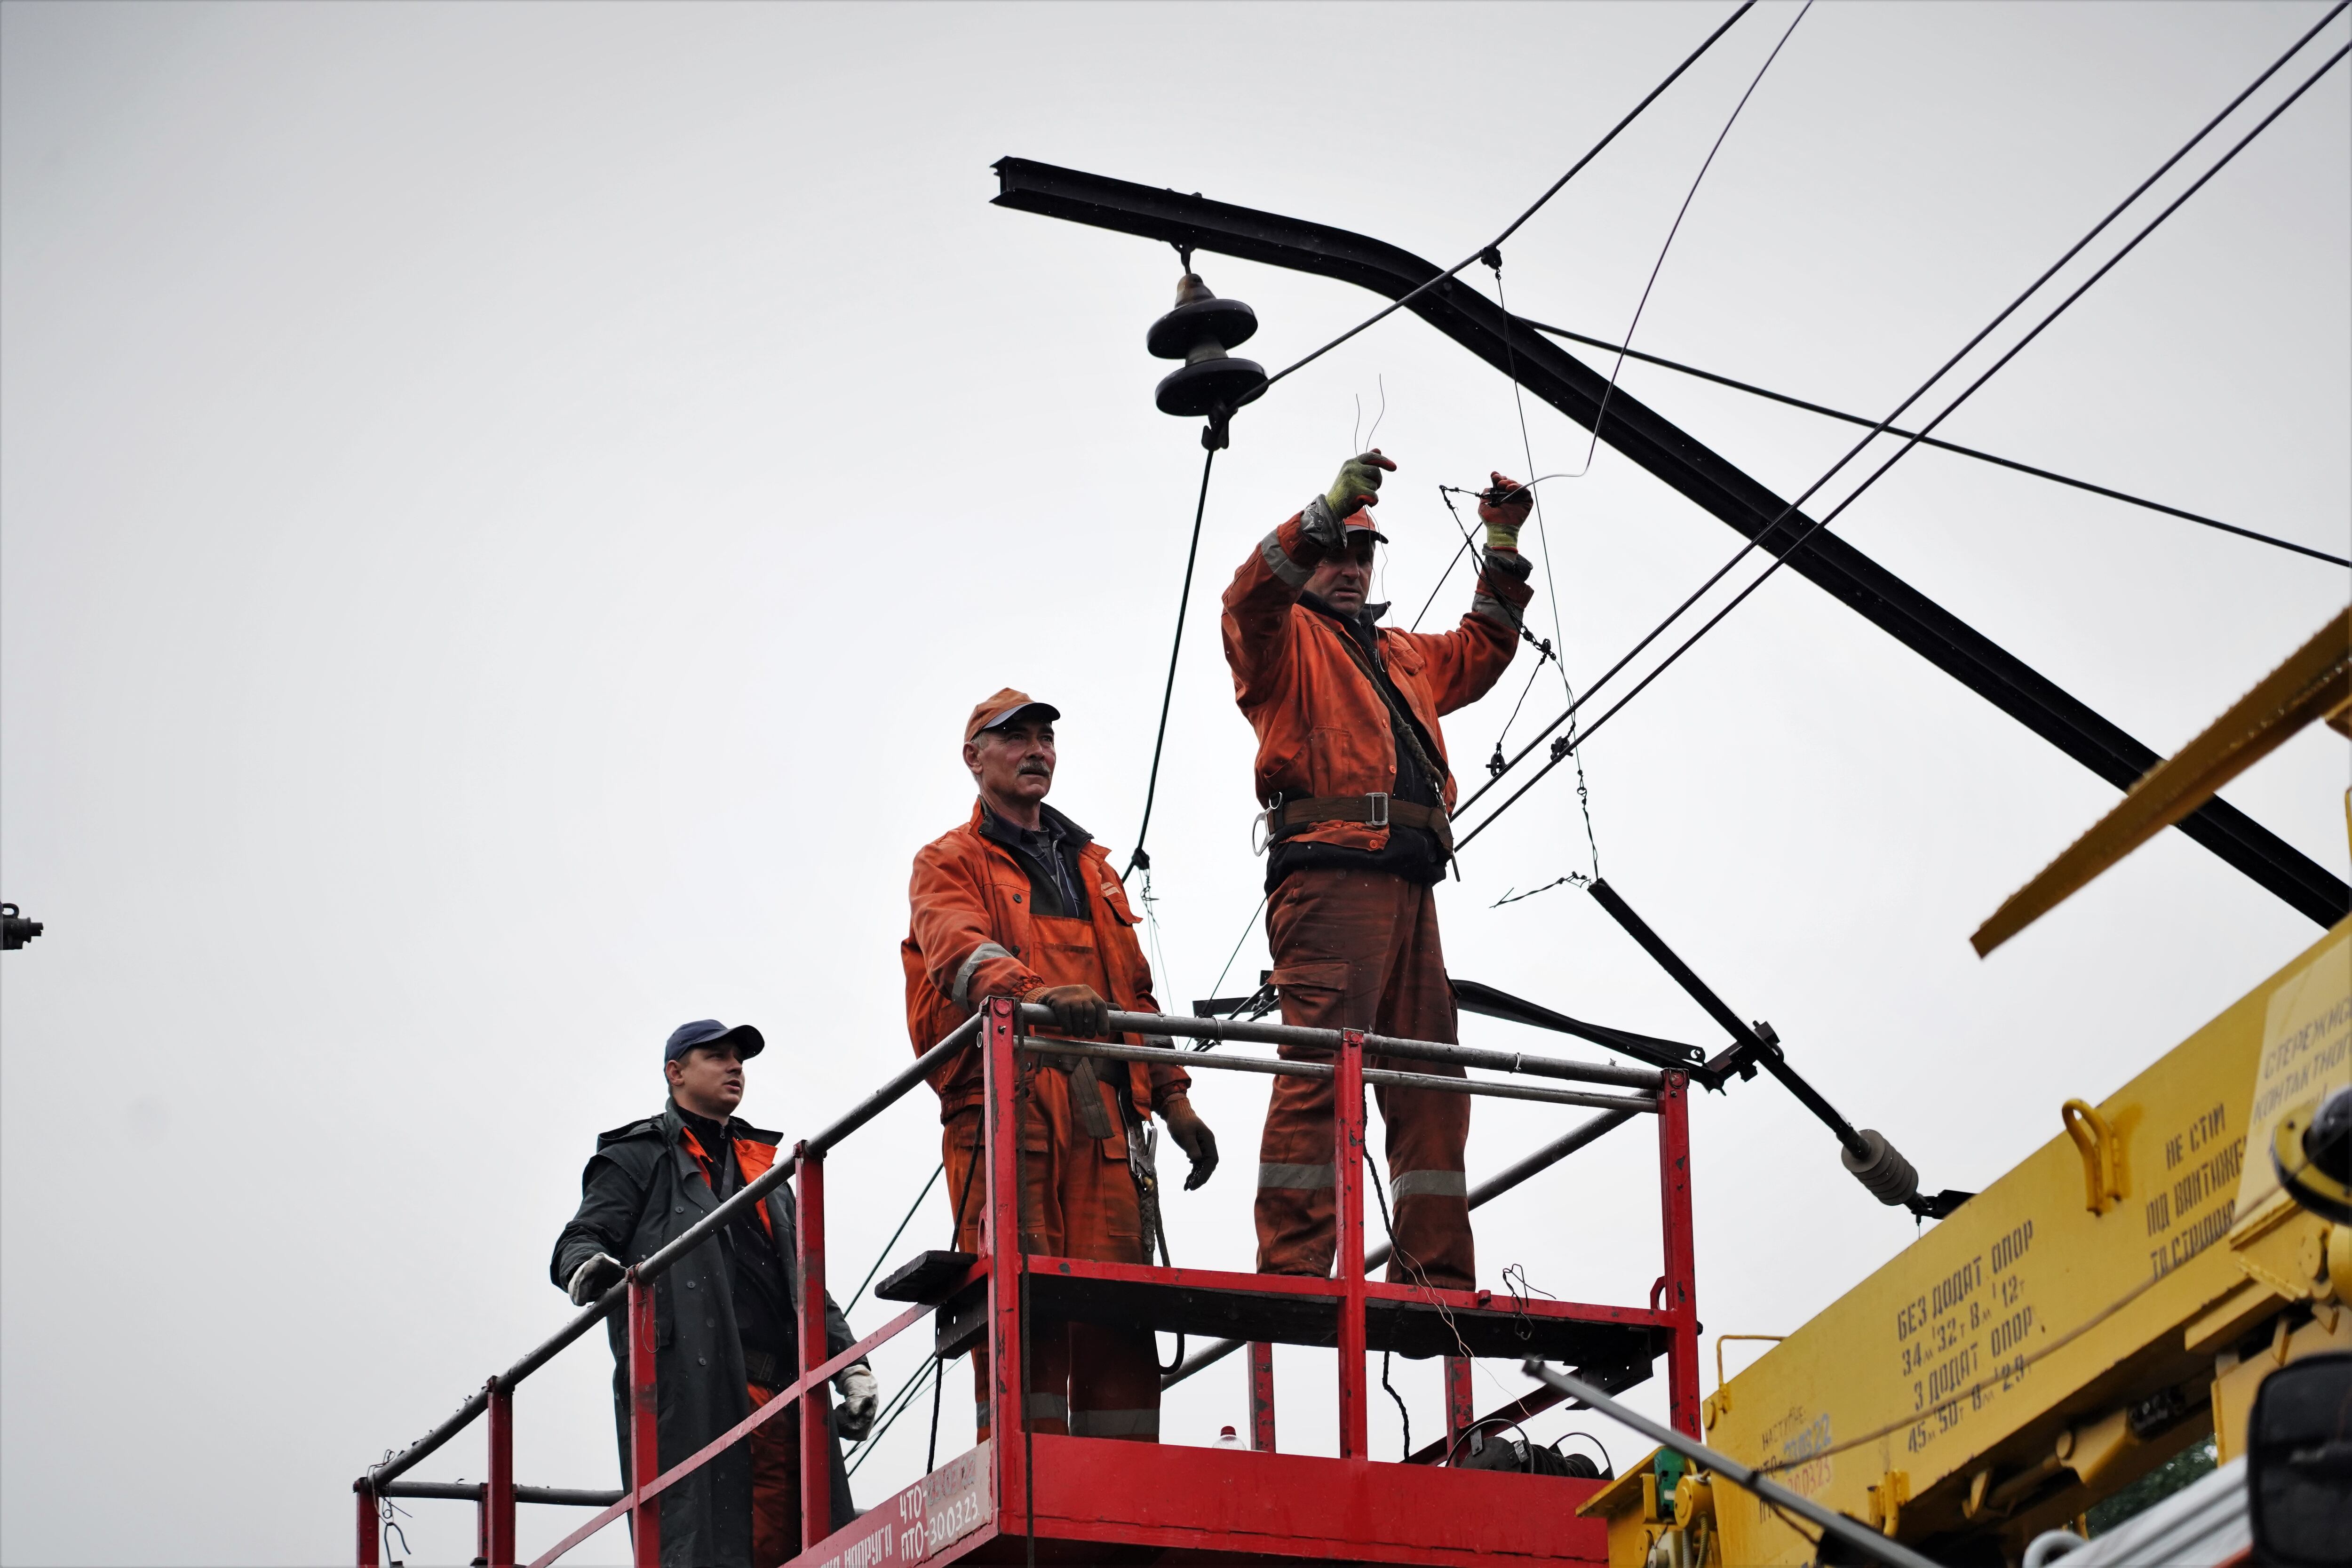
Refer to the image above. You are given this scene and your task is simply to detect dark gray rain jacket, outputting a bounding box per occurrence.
[550,1102,859,1565]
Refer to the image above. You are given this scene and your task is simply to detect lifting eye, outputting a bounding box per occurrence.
[1147,268,1267,440]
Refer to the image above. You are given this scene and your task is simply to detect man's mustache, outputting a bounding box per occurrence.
[1017,763,1051,776]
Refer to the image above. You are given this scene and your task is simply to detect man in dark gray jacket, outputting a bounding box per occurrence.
[551,1019,876,1567]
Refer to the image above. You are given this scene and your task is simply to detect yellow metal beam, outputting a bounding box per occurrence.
[1974,609,2352,958]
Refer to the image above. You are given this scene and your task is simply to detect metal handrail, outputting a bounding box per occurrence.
[1051,1004,1667,1089]
[362,1012,983,1493]
[1019,1035,1659,1114]
[358,998,1669,1498]
[380,1481,623,1507]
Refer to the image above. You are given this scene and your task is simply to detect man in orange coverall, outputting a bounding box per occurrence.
[902,689,1220,1442]
[1222,452,1534,1293]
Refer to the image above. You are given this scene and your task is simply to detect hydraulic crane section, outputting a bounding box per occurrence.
[1585,920,2351,1568]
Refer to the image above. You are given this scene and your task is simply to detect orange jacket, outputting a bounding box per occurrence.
[1221,510,1534,852]
[902,803,1190,1122]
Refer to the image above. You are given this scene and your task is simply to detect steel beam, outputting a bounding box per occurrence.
[992,158,2346,928]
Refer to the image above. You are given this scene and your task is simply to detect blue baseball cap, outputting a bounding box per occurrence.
[664,1019,766,1063]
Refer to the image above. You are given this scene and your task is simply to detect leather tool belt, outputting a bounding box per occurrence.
[1259,792,1454,853]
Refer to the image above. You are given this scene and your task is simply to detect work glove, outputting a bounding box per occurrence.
[1478,472,1533,552]
[1323,450,1397,524]
[833,1363,881,1441]
[1024,983,1110,1038]
[566,1252,625,1307]
[1159,1094,1220,1190]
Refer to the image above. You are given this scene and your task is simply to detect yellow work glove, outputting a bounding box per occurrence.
[1479,472,1533,551]
[1324,450,1397,519]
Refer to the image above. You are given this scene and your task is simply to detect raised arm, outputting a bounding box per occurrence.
[1222,453,1396,706]
[1396,475,1537,715]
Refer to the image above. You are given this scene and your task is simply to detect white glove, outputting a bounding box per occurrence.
[833,1363,881,1441]
[566,1252,625,1306]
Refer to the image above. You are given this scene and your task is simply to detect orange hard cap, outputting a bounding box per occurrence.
[963,688,1061,746]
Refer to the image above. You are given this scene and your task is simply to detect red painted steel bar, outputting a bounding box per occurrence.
[628,1275,661,1567]
[795,1144,829,1552]
[1335,1027,1368,1460]
[1444,1357,1474,1458]
[1656,1071,1702,1436]
[981,997,1026,1530]
[486,1380,516,1568]
[357,1487,379,1567]
[527,1302,936,1568]
[1248,1343,1276,1452]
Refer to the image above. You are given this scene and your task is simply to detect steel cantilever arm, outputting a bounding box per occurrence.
[991,157,2346,929]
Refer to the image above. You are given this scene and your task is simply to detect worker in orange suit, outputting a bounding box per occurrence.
[1222,452,1534,1293]
[902,689,1220,1442]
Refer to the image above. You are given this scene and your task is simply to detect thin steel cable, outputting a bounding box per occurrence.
[1454,36,2352,852]
[1124,446,1217,881]
[844,1162,943,1313]
[1452,3,2351,825]
[1492,263,1605,879]
[1513,0,1812,485]
[1242,3,1757,403]
[1458,0,1796,883]
[845,1357,942,1475]
[1205,893,1271,1008]
[1524,318,2351,568]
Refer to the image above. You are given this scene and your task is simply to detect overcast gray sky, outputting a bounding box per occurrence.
[3,2,2346,1562]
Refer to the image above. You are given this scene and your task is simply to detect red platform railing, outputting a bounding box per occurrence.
[354,995,1698,1568]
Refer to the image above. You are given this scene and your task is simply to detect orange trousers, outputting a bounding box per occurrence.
[745,1381,800,1568]
[942,1064,1161,1442]
[1255,865,1475,1290]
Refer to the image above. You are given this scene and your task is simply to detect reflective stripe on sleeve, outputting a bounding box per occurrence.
[1388,1168,1469,1202]
[951,941,1016,1011]
[1258,1161,1337,1190]
[1260,528,1311,589]
[1025,1392,1070,1424]
[1070,1407,1161,1438]
[1471,591,1519,629]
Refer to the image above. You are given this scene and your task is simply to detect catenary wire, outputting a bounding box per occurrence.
[1122,2,1759,889]
[1450,3,2352,828]
[844,1162,943,1313]
[1240,3,1757,404]
[1454,35,2352,852]
[1123,446,1217,881]
[1522,318,2351,568]
[1477,0,1810,886]
[1455,0,1807,868]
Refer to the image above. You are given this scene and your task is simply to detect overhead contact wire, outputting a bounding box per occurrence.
[1454,33,2352,852]
[1524,319,2350,568]
[1124,446,1217,881]
[1450,1,2352,829]
[1241,1,1757,404]
[1481,3,1807,878]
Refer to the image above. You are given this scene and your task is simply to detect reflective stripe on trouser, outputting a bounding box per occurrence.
[745,1380,802,1568]
[943,1043,1161,1445]
[1254,865,1474,1290]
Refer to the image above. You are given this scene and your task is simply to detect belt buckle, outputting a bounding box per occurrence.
[1366,792,1390,828]
[1252,792,1284,856]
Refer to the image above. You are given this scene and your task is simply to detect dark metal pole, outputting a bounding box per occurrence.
[1586,878,1870,1155]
